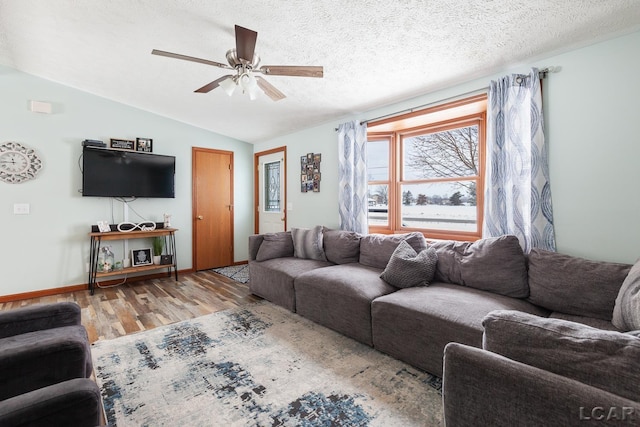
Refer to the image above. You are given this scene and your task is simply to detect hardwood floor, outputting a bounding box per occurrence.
[0,271,261,343]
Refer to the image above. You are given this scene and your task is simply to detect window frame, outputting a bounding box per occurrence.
[367,94,487,241]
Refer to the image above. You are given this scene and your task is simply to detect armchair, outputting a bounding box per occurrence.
[0,302,102,426]
[443,310,640,426]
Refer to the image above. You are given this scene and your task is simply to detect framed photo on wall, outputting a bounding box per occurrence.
[110,138,135,150]
[136,138,153,153]
[131,248,152,266]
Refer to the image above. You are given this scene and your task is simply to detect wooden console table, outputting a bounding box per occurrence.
[88,228,178,295]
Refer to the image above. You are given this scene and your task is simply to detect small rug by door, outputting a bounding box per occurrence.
[92,302,443,426]
[212,264,250,283]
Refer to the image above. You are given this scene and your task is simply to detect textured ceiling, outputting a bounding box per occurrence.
[1,1,639,143]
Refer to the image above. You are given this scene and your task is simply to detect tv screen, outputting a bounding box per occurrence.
[82,147,175,198]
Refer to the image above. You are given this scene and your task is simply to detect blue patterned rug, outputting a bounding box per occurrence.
[92,302,443,426]
[212,264,250,283]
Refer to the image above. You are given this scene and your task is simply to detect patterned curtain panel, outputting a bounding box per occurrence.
[338,120,368,234]
[483,68,556,252]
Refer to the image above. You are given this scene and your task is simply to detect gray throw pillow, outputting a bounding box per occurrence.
[612,259,640,331]
[527,249,631,321]
[255,231,294,261]
[323,228,361,264]
[430,235,529,298]
[291,226,327,261]
[379,241,438,288]
[483,310,640,402]
[360,232,427,269]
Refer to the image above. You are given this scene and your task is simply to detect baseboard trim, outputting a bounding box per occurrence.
[0,268,195,303]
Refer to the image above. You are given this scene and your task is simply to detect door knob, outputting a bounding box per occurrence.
[197,215,204,220]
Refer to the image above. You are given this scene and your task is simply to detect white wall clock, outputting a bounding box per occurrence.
[0,142,43,184]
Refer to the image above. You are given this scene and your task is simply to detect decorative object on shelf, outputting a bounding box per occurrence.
[0,141,43,184]
[117,221,156,232]
[163,213,172,228]
[160,254,173,265]
[300,152,321,192]
[97,220,111,233]
[131,248,153,266]
[136,138,153,153]
[98,246,115,272]
[152,237,165,265]
[110,138,135,150]
[123,258,131,268]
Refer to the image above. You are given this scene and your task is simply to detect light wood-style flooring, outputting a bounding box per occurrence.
[0,271,261,343]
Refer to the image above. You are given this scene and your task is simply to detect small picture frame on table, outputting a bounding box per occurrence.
[136,138,153,153]
[131,248,153,266]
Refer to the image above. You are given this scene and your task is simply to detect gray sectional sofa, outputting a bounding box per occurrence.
[248,226,640,423]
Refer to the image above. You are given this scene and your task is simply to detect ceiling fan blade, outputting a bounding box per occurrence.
[256,76,286,101]
[194,75,233,93]
[152,49,231,69]
[259,65,323,78]
[235,25,258,63]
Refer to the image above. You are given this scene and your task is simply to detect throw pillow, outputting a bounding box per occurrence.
[483,310,640,402]
[612,259,640,331]
[322,228,361,264]
[359,232,427,269]
[379,240,438,288]
[255,231,294,261]
[527,249,632,321]
[291,226,327,261]
[430,235,529,298]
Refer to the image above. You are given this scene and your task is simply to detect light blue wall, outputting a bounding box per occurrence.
[255,30,640,264]
[0,66,254,296]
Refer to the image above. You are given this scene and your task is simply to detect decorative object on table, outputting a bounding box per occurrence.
[131,248,153,267]
[163,213,172,228]
[109,138,135,150]
[92,302,443,427]
[96,220,111,233]
[0,141,43,184]
[152,237,165,265]
[300,152,321,193]
[98,246,115,272]
[136,138,153,153]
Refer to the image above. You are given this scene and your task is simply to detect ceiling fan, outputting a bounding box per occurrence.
[152,25,323,101]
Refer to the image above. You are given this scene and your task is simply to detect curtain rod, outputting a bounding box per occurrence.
[334,67,555,131]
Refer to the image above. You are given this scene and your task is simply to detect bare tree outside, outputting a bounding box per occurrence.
[404,125,479,202]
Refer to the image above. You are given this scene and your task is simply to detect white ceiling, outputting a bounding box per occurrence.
[1,1,639,143]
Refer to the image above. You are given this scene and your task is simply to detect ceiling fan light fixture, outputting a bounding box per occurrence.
[219,76,237,96]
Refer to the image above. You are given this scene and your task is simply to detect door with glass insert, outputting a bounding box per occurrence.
[258,152,285,233]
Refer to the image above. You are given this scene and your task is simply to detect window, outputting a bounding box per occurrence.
[264,161,281,212]
[366,94,486,241]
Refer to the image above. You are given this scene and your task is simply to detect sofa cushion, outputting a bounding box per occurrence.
[322,228,361,264]
[371,283,549,375]
[430,235,529,298]
[295,264,396,346]
[379,241,438,288]
[612,259,640,331]
[291,226,327,261]
[255,231,294,261]
[359,232,427,269]
[483,310,640,402]
[248,257,332,312]
[527,249,631,321]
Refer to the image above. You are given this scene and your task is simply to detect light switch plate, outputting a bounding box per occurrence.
[13,203,30,215]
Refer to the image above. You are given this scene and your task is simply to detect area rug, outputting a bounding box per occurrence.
[92,301,443,426]
[212,264,250,283]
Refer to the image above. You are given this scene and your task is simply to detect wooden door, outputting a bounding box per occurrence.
[192,148,233,270]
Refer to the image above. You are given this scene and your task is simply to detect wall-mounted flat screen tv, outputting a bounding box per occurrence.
[82,147,175,198]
